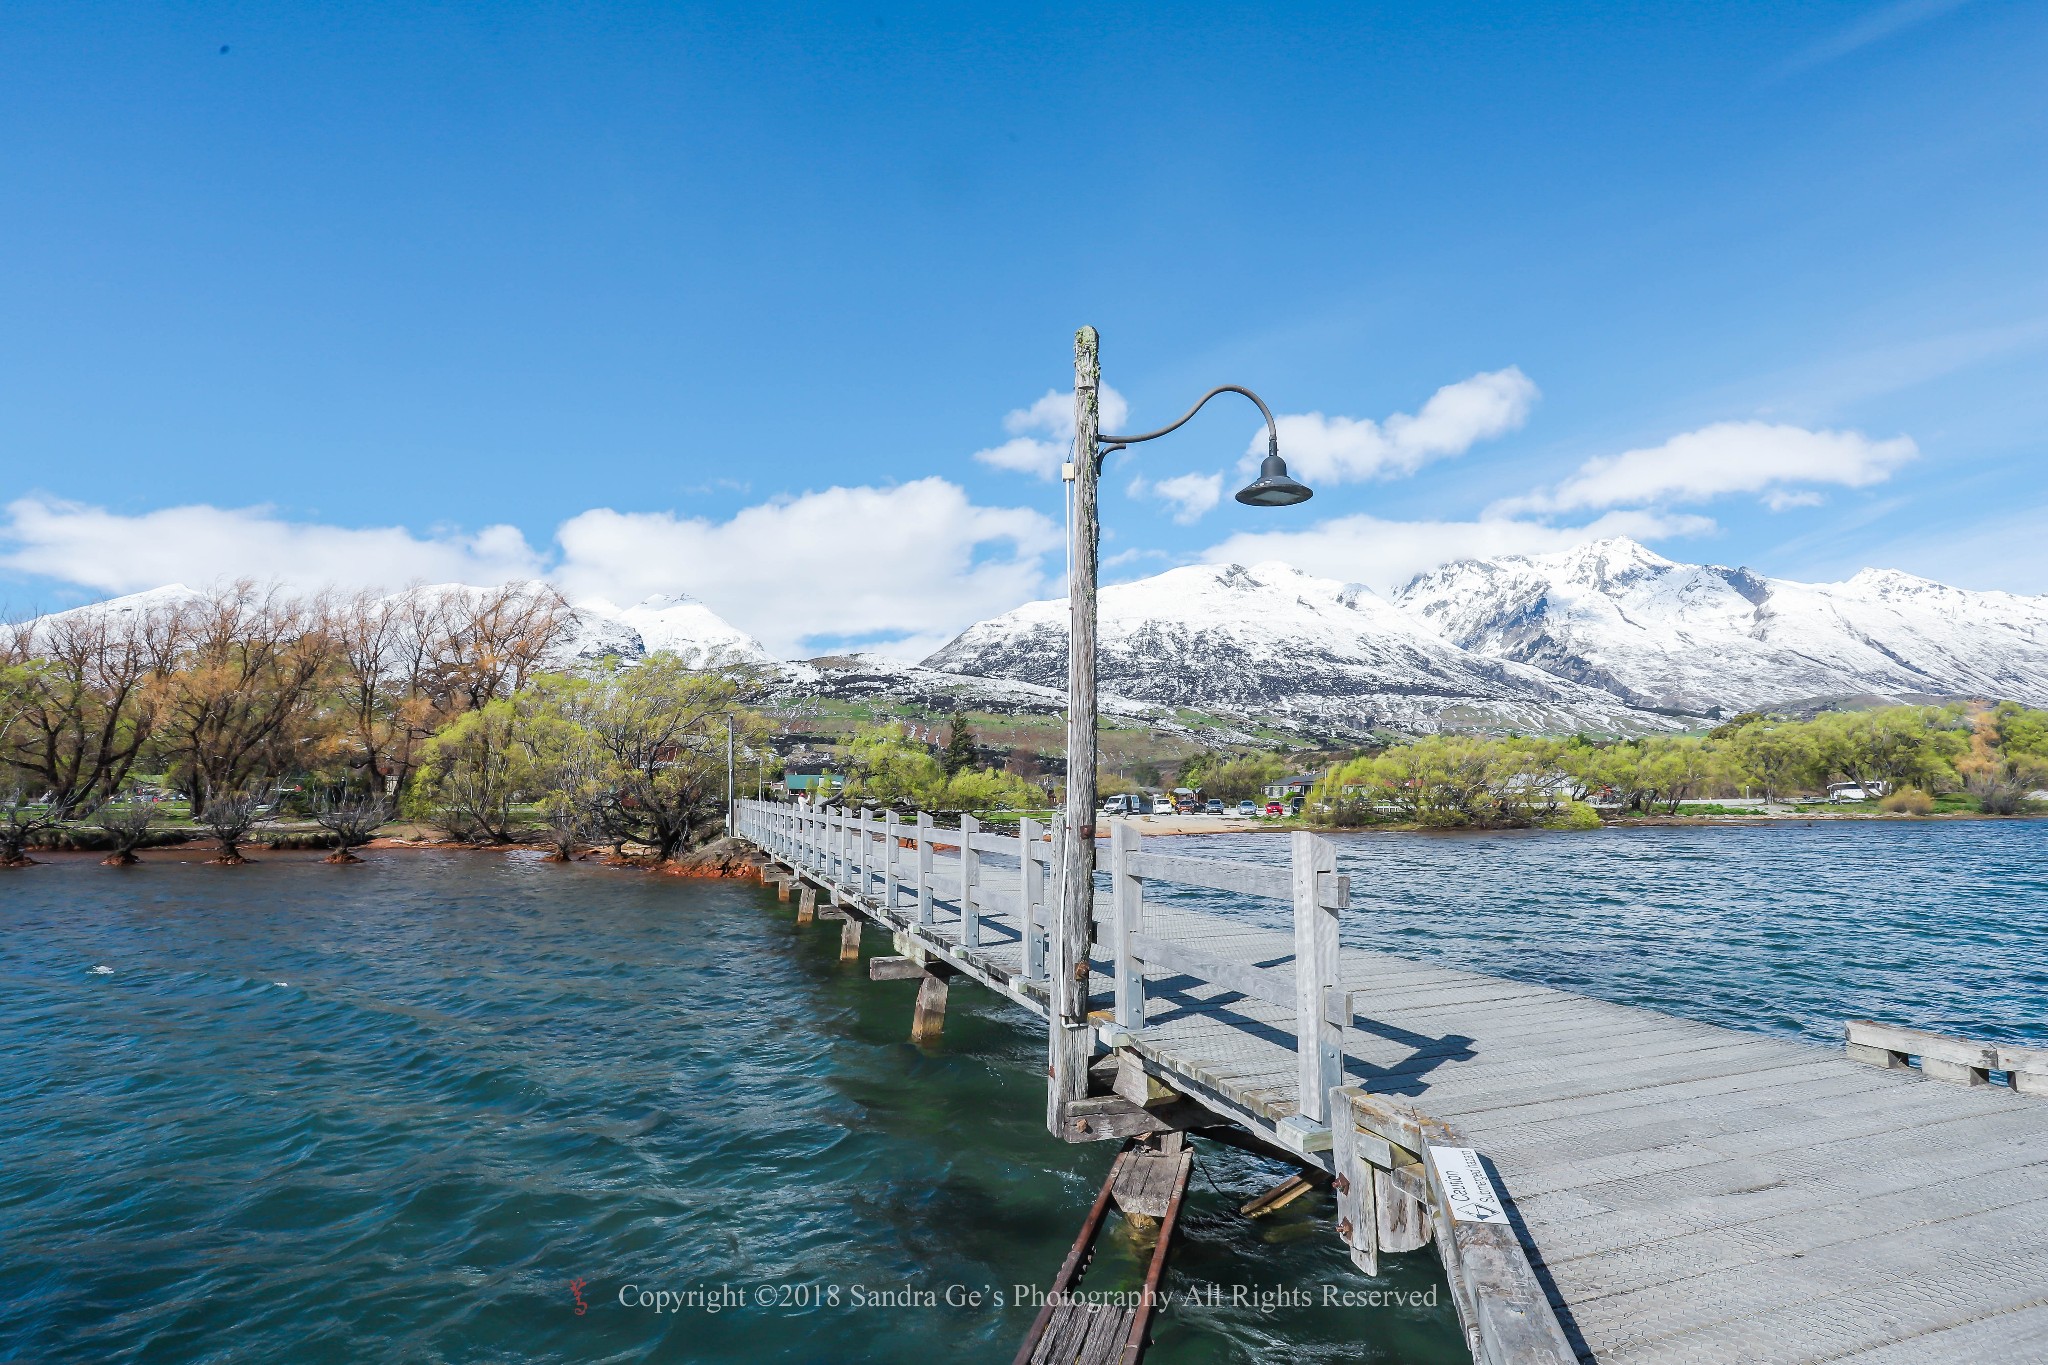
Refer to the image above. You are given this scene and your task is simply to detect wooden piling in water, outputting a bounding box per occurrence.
[911,966,953,1043]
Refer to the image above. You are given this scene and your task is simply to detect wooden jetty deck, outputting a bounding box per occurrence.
[733,800,2048,1364]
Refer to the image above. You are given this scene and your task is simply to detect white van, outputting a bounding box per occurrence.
[1828,781,1888,802]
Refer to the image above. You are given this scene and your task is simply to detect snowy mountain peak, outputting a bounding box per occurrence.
[1395,545,2048,713]
[923,559,1674,736]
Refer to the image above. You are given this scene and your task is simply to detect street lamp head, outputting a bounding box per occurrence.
[1234,449,1313,507]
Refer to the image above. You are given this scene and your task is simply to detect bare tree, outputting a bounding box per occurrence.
[313,793,391,864]
[92,800,156,866]
[2,601,181,817]
[158,584,336,816]
[329,589,408,795]
[201,791,262,865]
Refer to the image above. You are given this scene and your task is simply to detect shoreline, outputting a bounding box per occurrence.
[10,808,2039,869]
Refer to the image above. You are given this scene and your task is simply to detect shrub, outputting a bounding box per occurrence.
[1880,787,1934,815]
[1541,800,1603,831]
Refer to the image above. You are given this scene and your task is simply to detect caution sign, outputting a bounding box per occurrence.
[1428,1145,1508,1225]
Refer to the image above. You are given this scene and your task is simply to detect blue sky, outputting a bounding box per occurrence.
[2,1,2044,656]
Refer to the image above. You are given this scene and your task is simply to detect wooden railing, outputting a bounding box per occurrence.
[735,798,1060,980]
[1108,821,1351,1127]
[736,798,1351,1128]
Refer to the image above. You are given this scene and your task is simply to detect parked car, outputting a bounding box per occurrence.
[1237,800,1257,815]
[1205,798,1225,814]
[1152,796,1175,815]
[1100,793,1143,816]
[1264,801,1284,816]
[1827,781,1888,802]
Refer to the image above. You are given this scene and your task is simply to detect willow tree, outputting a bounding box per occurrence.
[157,584,334,817]
[1,603,180,817]
[573,653,766,862]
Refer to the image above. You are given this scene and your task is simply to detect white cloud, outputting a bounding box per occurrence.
[1201,509,1716,595]
[553,479,1058,657]
[1501,421,1917,516]
[1252,367,1538,486]
[0,496,545,593]
[1127,470,1224,524]
[2,480,1059,661]
[973,383,1130,479]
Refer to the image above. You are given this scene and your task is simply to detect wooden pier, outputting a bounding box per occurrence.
[732,799,2048,1364]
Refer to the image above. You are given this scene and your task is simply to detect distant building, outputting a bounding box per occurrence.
[783,764,845,796]
[1262,772,1322,799]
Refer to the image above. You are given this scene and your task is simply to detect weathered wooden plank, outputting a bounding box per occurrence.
[1125,932,1291,1009]
[960,813,982,949]
[1110,821,1146,1032]
[1999,1043,2048,1097]
[883,809,900,912]
[1127,849,1292,901]
[1020,814,1046,981]
[1293,832,1343,1127]
[1425,1143,1578,1365]
[916,812,934,925]
[1847,1018,1997,1085]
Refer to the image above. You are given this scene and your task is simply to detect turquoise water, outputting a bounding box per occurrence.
[3,822,2042,1363]
[1,852,1454,1365]
[1176,820,2048,1049]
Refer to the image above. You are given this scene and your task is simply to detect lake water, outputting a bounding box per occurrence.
[3,821,2042,1364]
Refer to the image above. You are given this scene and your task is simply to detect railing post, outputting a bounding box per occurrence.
[959,813,981,948]
[857,807,871,902]
[830,809,843,891]
[883,809,900,913]
[916,812,934,925]
[1292,831,1345,1125]
[1019,815,1044,981]
[1111,819,1145,1034]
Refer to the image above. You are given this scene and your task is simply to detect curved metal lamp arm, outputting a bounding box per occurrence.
[1098,384,1279,461]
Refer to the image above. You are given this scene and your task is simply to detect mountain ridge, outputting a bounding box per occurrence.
[22,539,2046,737]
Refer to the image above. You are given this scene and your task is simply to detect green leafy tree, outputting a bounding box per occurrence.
[408,699,523,843]
[1725,720,1821,807]
[574,654,766,862]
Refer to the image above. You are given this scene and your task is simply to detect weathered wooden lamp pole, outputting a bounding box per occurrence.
[1049,326,1313,1134]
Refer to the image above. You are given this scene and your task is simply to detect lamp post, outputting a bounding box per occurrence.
[1049,326,1313,1136]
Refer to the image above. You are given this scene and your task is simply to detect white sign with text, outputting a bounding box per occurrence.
[1428,1145,1508,1224]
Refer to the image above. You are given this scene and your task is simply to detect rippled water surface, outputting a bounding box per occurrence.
[1173,819,2048,1048]
[1,852,1454,1365]
[3,821,2042,1364]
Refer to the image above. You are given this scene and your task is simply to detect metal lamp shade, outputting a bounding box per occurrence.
[1234,452,1313,507]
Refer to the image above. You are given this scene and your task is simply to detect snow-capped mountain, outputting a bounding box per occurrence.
[18,581,768,668]
[921,561,1681,736]
[1394,538,2048,715]
[26,539,2047,735]
[563,593,768,664]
